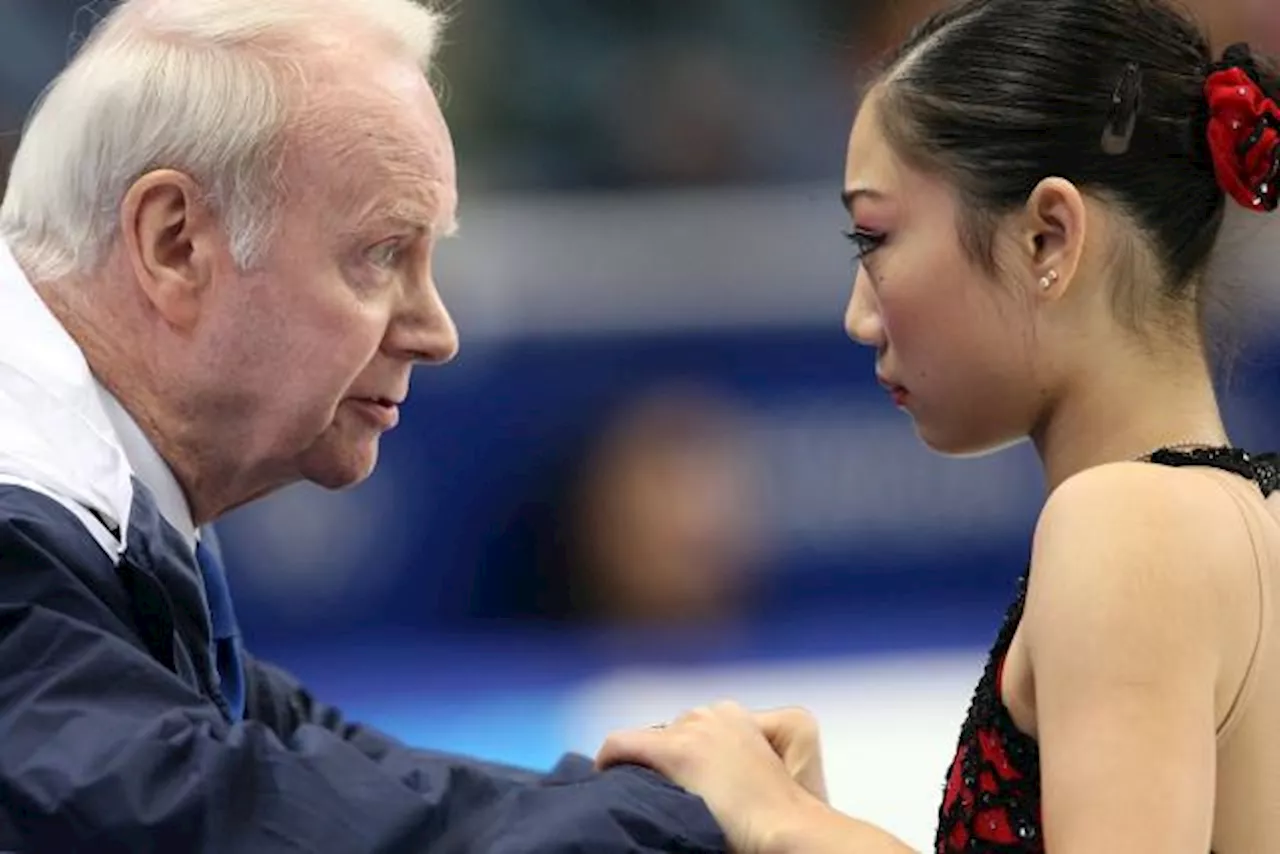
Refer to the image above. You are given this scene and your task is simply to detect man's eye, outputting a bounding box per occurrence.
[368,241,406,268]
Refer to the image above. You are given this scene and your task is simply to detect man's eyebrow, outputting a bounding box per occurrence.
[359,195,457,237]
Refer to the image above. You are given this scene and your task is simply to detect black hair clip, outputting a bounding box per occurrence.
[1101,62,1143,155]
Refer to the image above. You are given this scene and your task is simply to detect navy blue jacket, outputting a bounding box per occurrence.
[0,483,726,853]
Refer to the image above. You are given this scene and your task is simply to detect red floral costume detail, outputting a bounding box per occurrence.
[935,580,1042,853]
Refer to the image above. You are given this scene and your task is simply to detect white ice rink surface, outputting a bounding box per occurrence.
[564,649,988,853]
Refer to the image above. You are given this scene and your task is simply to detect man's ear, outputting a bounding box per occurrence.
[119,169,220,331]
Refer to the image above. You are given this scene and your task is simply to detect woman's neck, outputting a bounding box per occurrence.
[1031,346,1228,493]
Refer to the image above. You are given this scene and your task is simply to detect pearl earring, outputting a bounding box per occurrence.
[1039,270,1059,291]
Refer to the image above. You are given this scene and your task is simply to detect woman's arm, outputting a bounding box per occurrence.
[598,460,1250,854]
[599,702,918,854]
[764,795,918,854]
[1020,463,1249,854]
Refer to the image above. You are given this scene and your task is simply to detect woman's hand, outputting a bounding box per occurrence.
[597,701,827,854]
[753,706,828,803]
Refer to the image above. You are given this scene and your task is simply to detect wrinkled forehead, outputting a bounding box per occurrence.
[285,59,457,234]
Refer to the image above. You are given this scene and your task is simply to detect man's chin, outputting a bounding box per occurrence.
[297,437,381,489]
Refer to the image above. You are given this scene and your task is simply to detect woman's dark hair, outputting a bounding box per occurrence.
[875,0,1280,322]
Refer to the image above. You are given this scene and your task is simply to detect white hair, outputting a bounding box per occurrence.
[0,0,445,280]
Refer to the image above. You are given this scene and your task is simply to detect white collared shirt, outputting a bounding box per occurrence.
[95,383,198,549]
[0,238,194,558]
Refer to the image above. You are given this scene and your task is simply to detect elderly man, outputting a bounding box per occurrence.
[0,1,725,851]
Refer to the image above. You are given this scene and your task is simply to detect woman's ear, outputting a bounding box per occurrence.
[1022,177,1087,300]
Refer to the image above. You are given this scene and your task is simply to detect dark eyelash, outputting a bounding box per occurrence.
[843,228,886,261]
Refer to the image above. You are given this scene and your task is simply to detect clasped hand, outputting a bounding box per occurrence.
[596,701,829,854]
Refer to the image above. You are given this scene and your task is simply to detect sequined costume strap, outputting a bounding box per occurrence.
[1146,447,1280,497]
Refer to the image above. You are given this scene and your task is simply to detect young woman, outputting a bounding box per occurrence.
[596,1,1280,852]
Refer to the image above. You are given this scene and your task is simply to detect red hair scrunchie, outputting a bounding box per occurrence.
[1204,67,1280,212]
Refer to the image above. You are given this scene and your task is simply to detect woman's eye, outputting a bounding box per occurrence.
[843,228,886,261]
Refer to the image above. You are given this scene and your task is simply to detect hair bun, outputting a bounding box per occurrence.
[1203,50,1280,212]
[1217,42,1259,77]
[1211,42,1280,97]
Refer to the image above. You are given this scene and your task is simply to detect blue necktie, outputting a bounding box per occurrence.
[194,537,245,721]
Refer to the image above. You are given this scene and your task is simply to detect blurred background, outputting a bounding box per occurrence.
[3,0,1280,846]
